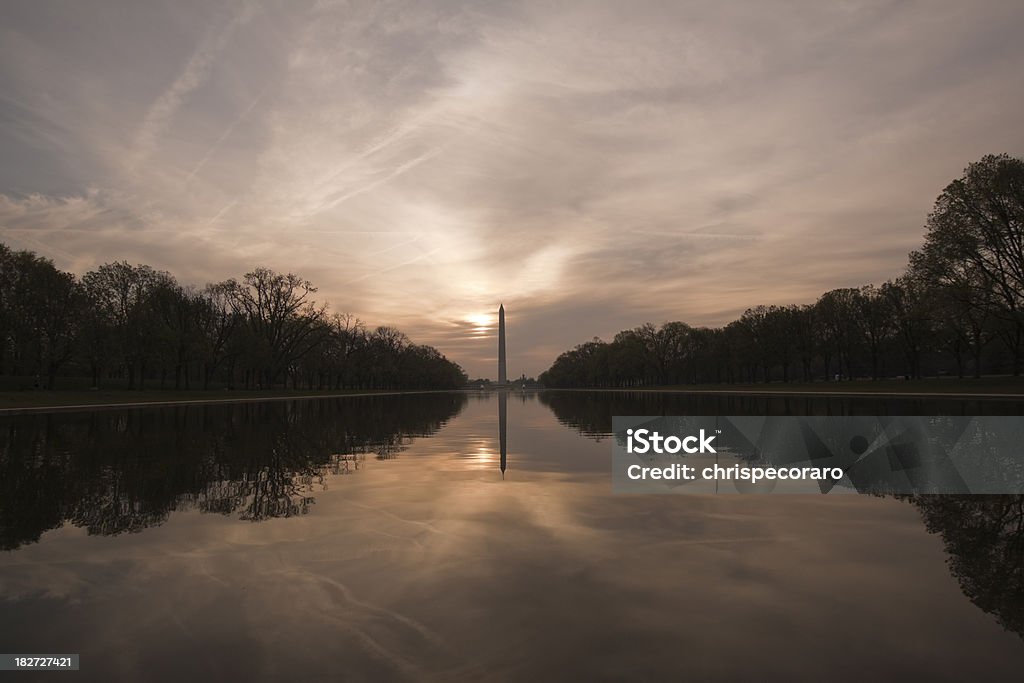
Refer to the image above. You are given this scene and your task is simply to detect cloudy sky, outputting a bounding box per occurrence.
[1,0,1022,377]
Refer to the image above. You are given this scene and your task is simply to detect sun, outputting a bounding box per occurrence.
[464,312,494,337]
[466,313,492,327]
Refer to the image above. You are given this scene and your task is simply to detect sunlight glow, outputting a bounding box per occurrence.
[458,439,497,470]
[465,312,494,337]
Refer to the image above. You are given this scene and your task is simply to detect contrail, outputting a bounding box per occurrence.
[185,84,270,183]
[319,145,445,211]
[129,4,252,170]
[339,245,444,287]
[204,199,239,225]
[313,107,438,193]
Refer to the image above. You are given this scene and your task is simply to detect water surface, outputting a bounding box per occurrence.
[1,391,1022,681]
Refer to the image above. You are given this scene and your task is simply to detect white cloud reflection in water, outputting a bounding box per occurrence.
[0,393,1022,680]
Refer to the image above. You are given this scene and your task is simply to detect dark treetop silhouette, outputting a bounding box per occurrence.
[540,154,1024,388]
[0,255,467,392]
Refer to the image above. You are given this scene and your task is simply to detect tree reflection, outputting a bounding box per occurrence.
[540,391,1024,641]
[537,390,1015,438]
[0,393,466,550]
[906,494,1024,639]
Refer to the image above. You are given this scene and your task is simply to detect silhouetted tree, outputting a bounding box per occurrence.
[220,268,329,388]
[81,262,176,389]
[881,275,932,380]
[0,247,466,392]
[540,154,1024,387]
[856,285,894,380]
[918,154,1024,374]
[196,283,240,389]
[0,247,85,387]
[816,288,862,380]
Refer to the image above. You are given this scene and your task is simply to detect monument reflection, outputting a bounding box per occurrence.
[499,391,507,478]
[0,391,1022,681]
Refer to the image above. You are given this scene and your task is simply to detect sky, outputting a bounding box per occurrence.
[1,0,1023,378]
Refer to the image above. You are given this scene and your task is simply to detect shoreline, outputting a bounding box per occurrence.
[4,380,1024,415]
[0,389,460,416]
[549,384,1024,400]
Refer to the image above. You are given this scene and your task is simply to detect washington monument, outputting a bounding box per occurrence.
[497,303,507,384]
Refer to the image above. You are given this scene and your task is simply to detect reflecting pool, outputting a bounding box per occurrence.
[1,391,1022,681]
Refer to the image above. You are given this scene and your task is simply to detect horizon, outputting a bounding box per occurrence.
[2,1,1024,377]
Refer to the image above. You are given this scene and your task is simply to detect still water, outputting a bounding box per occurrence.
[1,391,1022,681]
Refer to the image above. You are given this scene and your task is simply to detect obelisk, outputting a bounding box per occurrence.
[497,303,507,384]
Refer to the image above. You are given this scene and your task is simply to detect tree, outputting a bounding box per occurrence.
[0,248,84,387]
[326,313,364,389]
[221,268,328,388]
[82,262,176,389]
[919,154,1024,373]
[723,320,756,383]
[195,283,240,389]
[855,285,894,380]
[30,263,84,389]
[739,306,773,382]
[738,305,797,382]
[0,242,466,392]
[881,275,932,380]
[790,305,818,381]
[610,329,647,386]
[816,288,862,380]
[0,244,12,374]
[656,321,693,385]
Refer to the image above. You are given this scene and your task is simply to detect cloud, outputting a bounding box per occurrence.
[128,2,254,170]
[1,0,1024,377]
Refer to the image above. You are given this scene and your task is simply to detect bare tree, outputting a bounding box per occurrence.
[221,268,328,388]
[82,262,176,389]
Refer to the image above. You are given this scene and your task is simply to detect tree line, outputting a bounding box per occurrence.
[0,250,467,390]
[540,153,1024,387]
